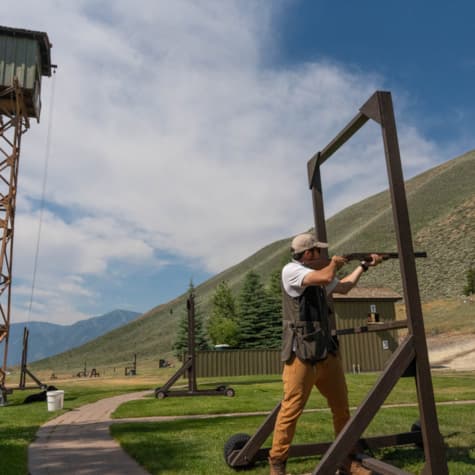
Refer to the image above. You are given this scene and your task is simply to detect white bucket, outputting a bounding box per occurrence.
[46,390,64,411]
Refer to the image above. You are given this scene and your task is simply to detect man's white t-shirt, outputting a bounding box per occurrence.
[282,260,339,298]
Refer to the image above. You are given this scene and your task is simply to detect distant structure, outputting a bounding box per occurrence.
[0,25,54,405]
[332,287,402,372]
[154,291,235,399]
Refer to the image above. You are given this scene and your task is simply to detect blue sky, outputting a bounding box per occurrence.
[277,1,475,145]
[2,0,474,325]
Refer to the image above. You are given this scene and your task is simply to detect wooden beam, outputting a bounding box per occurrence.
[312,336,415,473]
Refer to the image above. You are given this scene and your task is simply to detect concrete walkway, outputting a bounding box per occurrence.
[28,391,152,475]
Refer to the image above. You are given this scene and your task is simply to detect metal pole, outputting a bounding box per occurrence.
[187,293,198,392]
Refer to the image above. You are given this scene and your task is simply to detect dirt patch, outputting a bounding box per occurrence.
[428,334,475,371]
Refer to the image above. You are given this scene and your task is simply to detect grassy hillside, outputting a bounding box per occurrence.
[31,150,475,373]
[327,149,475,298]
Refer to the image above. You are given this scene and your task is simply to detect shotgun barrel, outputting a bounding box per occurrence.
[343,251,427,262]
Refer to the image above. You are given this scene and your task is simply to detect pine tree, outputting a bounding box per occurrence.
[264,269,283,348]
[207,281,240,346]
[172,305,189,360]
[238,271,272,348]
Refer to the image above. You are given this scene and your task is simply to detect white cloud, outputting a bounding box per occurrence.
[3,1,444,324]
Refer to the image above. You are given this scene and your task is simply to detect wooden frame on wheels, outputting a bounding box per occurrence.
[307,90,447,474]
[225,91,448,474]
[18,327,46,391]
[154,292,235,399]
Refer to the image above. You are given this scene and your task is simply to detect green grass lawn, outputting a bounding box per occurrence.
[111,404,475,475]
[1,373,474,474]
[112,372,475,418]
[110,372,475,474]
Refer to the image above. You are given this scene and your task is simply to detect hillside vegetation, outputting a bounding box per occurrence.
[31,150,475,373]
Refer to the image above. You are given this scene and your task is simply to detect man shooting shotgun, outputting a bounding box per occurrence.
[269,232,384,475]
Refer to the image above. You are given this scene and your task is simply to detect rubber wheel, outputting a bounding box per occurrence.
[411,419,424,448]
[223,433,252,469]
[155,389,167,399]
[225,387,235,397]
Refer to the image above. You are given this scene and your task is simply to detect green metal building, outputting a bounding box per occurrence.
[0,25,53,120]
[333,287,402,373]
[195,287,402,377]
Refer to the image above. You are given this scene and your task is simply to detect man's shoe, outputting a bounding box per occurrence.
[336,457,351,474]
[268,457,287,475]
[349,460,373,475]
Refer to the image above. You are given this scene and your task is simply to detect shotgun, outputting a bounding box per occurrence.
[343,251,427,262]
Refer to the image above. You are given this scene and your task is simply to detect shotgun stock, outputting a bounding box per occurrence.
[343,251,427,262]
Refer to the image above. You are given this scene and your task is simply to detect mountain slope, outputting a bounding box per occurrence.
[326,150,475,297]
[7,309,140,366]
[31,150,475,372]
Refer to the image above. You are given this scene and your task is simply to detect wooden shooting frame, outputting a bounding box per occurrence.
[18,327,46,391]
[307,90,447,474]
[154,292,235,399]
[225,91,448,474]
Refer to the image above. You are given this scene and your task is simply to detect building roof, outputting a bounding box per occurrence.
[332,287,402,301]
[0,25,53,76]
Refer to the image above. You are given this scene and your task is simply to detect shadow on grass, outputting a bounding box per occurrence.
[377,443,475,471]
[112,421,213,473]
[200,378,281,387]
[446,446,475,467]
[0,424,38,475]
[111,415,475,474]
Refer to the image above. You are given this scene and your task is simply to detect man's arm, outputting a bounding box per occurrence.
[331,253,383,294]
[302,256,347,287]
[332,266,364,294]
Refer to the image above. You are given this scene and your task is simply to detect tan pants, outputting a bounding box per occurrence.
[269,352,350,461]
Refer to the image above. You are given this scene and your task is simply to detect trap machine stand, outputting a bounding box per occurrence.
[1,327,57,406]
[18,327,47,392]
[155,291,235,399]
[224,91,448,474]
